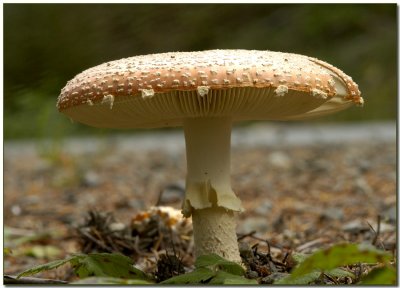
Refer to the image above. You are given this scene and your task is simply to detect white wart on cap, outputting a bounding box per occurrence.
[57,49,363,128]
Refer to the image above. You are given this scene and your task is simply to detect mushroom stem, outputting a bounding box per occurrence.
[183,117,242,262]
[192,207,241,262]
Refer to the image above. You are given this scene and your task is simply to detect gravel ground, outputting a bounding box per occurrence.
[4,121,397,280]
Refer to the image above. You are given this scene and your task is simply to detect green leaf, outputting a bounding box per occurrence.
[291,252,309,264]
[326,267,355,279]
[161,254,255,285]
[70,253,149,280]
[277,268,354,285]
[17,253,150,281]
[278,244,385,284]
[17,257,75,278]
[209,270,258,285]
[71,276,154,285]
[360,266,397,285]
[276,271,322,285]
[291,243,391,278]
[195,253,228,268]
[195,254,245,276]
[160,267,215,284]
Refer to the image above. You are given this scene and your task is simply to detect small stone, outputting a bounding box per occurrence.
[358,159,372,173]
[342,219,369,233]
[376,222,395,233]
[282,229,296,239]
[82,171,101,187]
[127,199,146,210]
[383,206,396,224]
[109,222,126,232]
[158,181,185,205]
[239,242,254,259]
[268,151,292,170]
[255,200,273,215]
[246,270,259,279]
[11,205,22,216]
[311,159,333,173]
[321,207,344,220]
[354,178,373,195]
[240,217,269,234]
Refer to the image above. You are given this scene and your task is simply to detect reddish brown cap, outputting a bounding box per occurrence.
[57,50,363,128]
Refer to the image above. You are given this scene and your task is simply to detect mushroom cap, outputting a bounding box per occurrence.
[57,49,363,128]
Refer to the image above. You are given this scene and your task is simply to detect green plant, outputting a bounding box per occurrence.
[161,254,258,285]
[17,253,153,284]
[14,243,396,285]
[277,243,396,285]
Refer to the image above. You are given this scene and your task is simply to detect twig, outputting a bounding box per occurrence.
[155,189,163,206]
[153,232,163,251]
[264,238,271,255]
[133,235,146,256]
[240,232,284,250]
[324,272,338,284]
[4,275,67,285]
[282,251,289,264]
[237,230,257,241]
[79,229,114,252]
[370,215,381,246]
[296,237,327,252]
[105,234,120,252]
[151,248,160,261]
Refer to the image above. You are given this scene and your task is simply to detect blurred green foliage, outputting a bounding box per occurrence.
[4,4,397,139]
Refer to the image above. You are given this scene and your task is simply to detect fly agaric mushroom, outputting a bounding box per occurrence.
[57,50,363,263]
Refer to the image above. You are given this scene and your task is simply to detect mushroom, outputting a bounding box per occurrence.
[57,50,363,263]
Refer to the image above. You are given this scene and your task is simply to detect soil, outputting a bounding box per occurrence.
[3,122,396,283]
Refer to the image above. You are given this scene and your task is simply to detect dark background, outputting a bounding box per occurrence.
[4,4,397,139]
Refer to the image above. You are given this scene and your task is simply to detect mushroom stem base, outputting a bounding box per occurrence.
[192,207,241,263]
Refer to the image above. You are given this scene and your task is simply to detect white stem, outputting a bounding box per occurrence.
[192,207,241,262]
[183,117,242,262]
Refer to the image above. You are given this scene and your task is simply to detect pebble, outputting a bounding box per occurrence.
[358,159,372,173]
[82,171,101,187]
[239,242,254,259]
[11,205,22,216]
[239,217,269,234]
[354,177,373,195]
[342,219,369,233]
[383,206,396,224]
[157,181,185,205]
[109,222,126,232]
[246,270,259,279]
[254,200,273,215]
[127,199,146,210]
[311,159,333,173]
[267,151,292,170]
[320,207,344,220]
[376,222,395,233]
